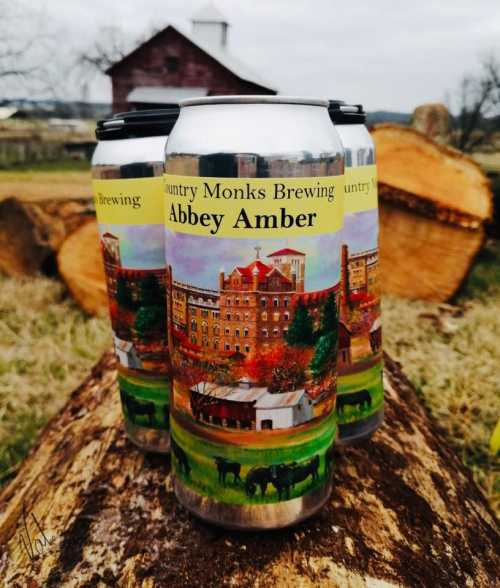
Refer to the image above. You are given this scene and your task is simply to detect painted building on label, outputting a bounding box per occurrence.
[169,246,340,359]
[114,336,143,369]
[189,380,314,430]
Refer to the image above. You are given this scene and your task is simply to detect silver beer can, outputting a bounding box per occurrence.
[92,108,179,453]
[328,102,384,443]
[164,96,345,529]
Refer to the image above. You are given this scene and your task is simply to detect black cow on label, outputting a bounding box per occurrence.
[171,437,191,477]
[214,456,241,485]
[271,455,320,501]
[120,389,156,426]
[245,466,273,497]
[325,443,335,476]
[337,389,372,414]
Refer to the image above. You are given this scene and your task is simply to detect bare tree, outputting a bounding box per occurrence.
[0,1,64,99]
[451,55,500,152]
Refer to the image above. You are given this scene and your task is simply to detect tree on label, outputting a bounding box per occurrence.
[116,275,135,310]
[310,294,338,378]
[285,300,315,347]
[139,274,163,306]
[134,305,164,338]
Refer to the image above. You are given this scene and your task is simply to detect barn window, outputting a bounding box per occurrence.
[262,328,268,337]
[284,298,289,308]
[273,312,280,322]
[235,329,240,337]
[225,328,230,335]
[225,343,230,351]
[273,298,279,307]
[245,345,250,353]
[213,326,219,335]
[201,309,208,317]
[284,312,290,321]
[244,312,250,320]
[273,328,279,337]
[191,319,197,332]
[226,313,231,320]
[202,321,208,334]
[190,306,197,316]
[260,298,267,308]
[235,298,240,305]
[235,313,240,321]
[244,328,249,337]
[244,297,250,305]
[235,344,241,352]
[165,55,179,72]
[212,311,218,319]
[261,311,267,321]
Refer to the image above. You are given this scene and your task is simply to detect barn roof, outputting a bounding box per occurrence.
[191,381,267,402]
[127,86,208,105]
[106,24,277,94]
[255,389,307,408]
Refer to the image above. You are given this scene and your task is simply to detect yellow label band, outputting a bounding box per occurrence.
[344,165,378,214]
[164,174,344,238]
[93,177,165,225]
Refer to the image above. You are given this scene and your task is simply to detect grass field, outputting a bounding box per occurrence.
[171,411,335,504]
[0,160,92,201]
[337,361,384,424]
[0,243,498,514]
[119,371,170,430]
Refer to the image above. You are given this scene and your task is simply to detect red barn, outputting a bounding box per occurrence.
[106,3,277,113]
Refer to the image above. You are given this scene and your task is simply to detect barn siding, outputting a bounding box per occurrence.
[109,27,274,113]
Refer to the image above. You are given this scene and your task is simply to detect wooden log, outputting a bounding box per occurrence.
[0,352,497,587]
[57,220,108,316]
[373,124,493,302]
[0,196,95,276]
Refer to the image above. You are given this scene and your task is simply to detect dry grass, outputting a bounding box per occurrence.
[0,275,110,481]
[383,296,500,514]
[0,160,92,201]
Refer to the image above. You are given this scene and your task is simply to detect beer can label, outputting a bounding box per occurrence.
[93,177,170,431]
[338,165,383,427]
[164,174,343,504]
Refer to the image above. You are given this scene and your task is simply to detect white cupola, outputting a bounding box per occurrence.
[192,2,229,49]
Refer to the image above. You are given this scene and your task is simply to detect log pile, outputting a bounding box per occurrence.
[0,197,95,276]
[0,352,497,587]
[57,220,108,316]
[373,124,493,301]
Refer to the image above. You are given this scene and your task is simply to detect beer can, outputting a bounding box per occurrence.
[328,102,384,443]
[92,108,179,453]
[164,96,344,529]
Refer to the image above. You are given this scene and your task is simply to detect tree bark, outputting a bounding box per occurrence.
[372,124,493,302]
[0,196,95,276]
[0,352,497,587]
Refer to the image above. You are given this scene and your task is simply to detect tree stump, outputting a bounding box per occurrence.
[373,124,492,302]
[0,197,95,276]
[0,352,497,587]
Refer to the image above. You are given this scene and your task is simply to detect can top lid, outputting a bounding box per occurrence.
[181,95,329,107]
[328,101,366,124]
[95,108,180,140]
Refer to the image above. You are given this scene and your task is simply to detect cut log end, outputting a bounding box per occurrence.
[0,352,497,587]
[372,124,493,302]
[57,220,108,316]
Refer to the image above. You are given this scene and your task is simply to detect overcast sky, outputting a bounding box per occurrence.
[7,0,500,112]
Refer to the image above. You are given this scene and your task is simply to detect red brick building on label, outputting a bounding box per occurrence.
[106,3,277,113]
